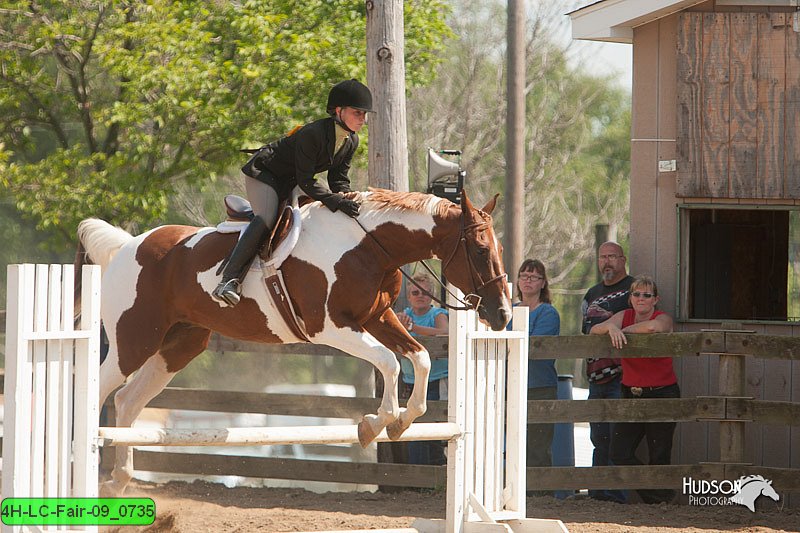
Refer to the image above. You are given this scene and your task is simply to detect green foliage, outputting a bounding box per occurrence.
[0,0,450,249]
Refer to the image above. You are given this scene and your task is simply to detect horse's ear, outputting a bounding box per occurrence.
[460,190,474,213]
[482,194,500,215]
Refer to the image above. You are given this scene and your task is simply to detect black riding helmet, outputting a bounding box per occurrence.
[326,79,373,114]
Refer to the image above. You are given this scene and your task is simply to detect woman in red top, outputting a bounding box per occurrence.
[590,275,679,504]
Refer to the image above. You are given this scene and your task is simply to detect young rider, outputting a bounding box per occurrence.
[212,79,372,306]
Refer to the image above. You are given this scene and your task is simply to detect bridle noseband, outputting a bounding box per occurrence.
[355,208,507,313]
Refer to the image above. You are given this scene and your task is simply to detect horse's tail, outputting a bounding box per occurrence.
[73,219,133,321]
[77,218,133,271]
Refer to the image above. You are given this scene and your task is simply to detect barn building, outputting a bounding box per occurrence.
[569,0,800,493]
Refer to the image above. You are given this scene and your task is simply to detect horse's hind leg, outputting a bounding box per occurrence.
[99,344,127,408]
[100,322,211,496]
[100,353,176,497]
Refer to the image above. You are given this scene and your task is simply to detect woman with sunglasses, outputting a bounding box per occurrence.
[396,274,449,465]
[590,275,679,504]
[511,259,560,480]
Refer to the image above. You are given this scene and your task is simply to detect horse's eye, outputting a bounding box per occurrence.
[477,247,487,255]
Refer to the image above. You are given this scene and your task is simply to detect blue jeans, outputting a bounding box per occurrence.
[588,376,625,503]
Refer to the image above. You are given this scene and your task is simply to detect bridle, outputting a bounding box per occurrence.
[354,207,507,312]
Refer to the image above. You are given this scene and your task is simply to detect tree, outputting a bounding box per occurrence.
[407,0,630,291]
[0,0,450,243]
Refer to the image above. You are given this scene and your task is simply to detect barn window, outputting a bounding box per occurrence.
[679,207,800,322]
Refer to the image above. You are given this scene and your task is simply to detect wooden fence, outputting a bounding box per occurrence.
[2,316,800,503]
[97,333,800,498]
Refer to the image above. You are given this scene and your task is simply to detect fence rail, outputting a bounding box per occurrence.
[2,317,800,496]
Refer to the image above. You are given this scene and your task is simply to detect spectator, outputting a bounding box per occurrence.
[581,241,633,503]
[397,274,449,465]
[511,259,559,471]
[591,275,678,504]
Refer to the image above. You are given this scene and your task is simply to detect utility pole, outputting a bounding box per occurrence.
[366,0,410,481]
[505,0,525,274]
[366,0,408,192]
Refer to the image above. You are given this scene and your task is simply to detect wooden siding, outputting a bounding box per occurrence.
[632,7,800,505]
[676,12,800,198]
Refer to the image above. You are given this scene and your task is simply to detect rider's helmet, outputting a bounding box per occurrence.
[326,79,373,114]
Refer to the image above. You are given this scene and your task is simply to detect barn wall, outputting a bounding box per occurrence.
[628,3,800,505]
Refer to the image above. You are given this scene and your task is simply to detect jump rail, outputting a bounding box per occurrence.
[2,264,567,533]
[98,422,462,447]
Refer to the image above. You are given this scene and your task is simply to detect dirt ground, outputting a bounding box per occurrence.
[105,480,800,533]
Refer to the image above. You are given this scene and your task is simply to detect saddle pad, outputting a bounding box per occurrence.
[216,220,248,234]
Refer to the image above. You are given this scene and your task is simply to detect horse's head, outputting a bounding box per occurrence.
[440,192,512,331]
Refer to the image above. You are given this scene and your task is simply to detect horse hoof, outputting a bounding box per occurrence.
[357,418,379,448]
[386,419,409,441]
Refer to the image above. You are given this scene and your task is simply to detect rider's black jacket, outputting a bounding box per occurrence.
[252,117,357,204]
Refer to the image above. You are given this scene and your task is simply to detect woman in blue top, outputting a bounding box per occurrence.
[512,259,560,469]
[396,273,449,465]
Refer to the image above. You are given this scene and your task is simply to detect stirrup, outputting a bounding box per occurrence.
[212,279,242,306]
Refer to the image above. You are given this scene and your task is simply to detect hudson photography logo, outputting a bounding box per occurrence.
[683,475,780,511]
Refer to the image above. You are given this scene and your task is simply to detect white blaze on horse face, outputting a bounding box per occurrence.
[492,232,512,302]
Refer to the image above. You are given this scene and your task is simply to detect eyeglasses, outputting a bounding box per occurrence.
[518,274,544,282]
[410,290,430,297]
[599,254,621,261]
[631,291,654,299]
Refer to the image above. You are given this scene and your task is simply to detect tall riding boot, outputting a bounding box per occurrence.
[212,215,270,306]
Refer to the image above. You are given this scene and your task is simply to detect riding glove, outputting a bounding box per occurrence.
[322,194,360,218]
[338,198,361,217]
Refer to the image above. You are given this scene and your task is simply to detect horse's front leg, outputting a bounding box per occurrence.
[362,310,431,441]
[386,346,430,441]
[317,328,402,447]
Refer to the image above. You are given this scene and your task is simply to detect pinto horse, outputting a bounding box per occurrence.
[75,189,511,495]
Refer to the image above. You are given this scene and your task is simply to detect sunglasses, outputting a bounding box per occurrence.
[410,290,430,297]
[631,291,654,298]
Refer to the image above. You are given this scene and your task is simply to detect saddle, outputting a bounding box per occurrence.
[219,194,309,342]
[222,194,293,258]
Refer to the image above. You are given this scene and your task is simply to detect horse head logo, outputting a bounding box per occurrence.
[729,475,780,512]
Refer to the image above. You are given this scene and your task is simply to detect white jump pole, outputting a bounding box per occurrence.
[99,422,461,447]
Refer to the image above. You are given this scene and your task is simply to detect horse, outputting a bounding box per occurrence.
[729,475,780,512]
[75,188,512,496]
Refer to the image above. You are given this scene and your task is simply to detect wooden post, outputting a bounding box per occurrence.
[365,0,409,192]
[504,0,525,275]
[719,322,747,464]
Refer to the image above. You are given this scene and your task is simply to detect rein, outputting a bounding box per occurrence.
[353,209,505,312]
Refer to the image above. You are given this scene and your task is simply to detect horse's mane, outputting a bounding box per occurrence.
[351,188,452,218]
